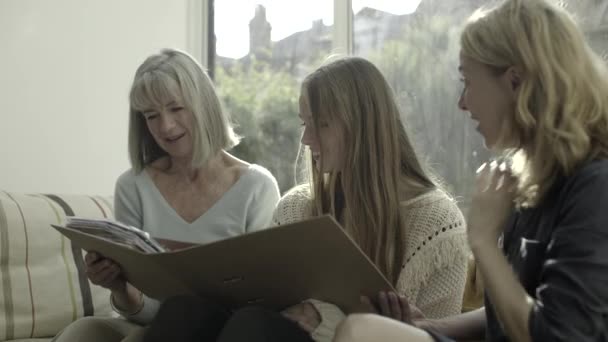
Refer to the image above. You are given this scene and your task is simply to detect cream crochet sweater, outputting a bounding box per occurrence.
[273,185,469,342]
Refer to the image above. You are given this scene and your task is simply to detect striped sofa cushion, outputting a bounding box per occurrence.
[0,192,115,341]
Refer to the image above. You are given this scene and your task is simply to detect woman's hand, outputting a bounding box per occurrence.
[281,302,322,333]
[84,251,126,293]
[359,291,424,324]
[467,160,516,248]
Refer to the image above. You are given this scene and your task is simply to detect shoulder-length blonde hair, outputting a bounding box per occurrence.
[301,57,436,284]
[128,48,239,172]
[461,0,608,206]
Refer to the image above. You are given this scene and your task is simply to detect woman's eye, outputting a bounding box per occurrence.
[144,113,158,120]
[170,107,184,113]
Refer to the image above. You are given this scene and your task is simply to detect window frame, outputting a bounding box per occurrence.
[194,0,355,75]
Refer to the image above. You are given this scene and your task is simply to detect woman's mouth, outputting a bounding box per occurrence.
[166,133,185,143]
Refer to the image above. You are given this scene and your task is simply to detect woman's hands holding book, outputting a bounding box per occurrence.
[84,251,125,292]
[86,251,145,314]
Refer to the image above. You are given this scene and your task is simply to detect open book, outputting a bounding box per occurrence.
[53,216,394,313]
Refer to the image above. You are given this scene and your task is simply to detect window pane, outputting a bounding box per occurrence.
[214,1,333,193]
[353,0,608,214]
[560,1,608,61]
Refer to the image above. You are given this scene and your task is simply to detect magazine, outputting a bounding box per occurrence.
[64,217,165,253]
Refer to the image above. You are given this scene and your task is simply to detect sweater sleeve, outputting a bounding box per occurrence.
[271,184,311,226]
[397,192,469,319]
[114,169,143,229]
[305,299,346,342]
[245,166,280,232]
[413,254,468,318]
[111,293,161,325]
[112,170,161,324]
[527,164,608,341]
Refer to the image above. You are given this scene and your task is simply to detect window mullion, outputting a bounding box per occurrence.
[333,0,353,55]
[188,0,211,71]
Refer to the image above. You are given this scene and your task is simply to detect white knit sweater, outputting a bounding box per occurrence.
[272,185,469,342]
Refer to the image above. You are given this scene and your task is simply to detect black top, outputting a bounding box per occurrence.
[485,159,608,342]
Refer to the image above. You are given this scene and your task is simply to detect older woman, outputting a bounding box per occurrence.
[52,48,280,342]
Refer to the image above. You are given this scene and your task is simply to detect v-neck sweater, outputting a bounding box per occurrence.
[112,164,280,323]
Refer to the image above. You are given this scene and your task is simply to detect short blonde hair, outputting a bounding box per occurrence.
[461,0,608,206]
[128,48,239,171]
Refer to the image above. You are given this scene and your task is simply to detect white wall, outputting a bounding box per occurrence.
[0,0,201,195]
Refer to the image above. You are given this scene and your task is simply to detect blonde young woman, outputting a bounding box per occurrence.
[52,48,280,342]
[333,0,608,341]
[269,57,470,342]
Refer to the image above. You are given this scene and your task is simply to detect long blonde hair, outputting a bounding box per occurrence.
[301,57,436,284]
[461,0,608,206]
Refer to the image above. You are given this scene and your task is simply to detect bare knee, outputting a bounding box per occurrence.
[60,316,111,333]
[334,314,377,342]
[335,314,434,342]
[53,317,124,342]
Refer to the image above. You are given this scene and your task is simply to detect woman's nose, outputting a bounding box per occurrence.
[159,113,176,133]
[458,90,468,111]
[301,126,314,146]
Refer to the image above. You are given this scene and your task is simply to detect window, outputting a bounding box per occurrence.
[211,0,608,209]
[352,0,491,213]
[213,0,333,192]
[350,0,608,213]
[565,0,608,61]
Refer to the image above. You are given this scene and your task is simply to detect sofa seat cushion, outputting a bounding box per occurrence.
[0,192,115,341]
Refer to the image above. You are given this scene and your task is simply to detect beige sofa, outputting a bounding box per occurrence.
[0,192,116,342]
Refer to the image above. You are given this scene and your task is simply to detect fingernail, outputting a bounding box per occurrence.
[476,163,486,173]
